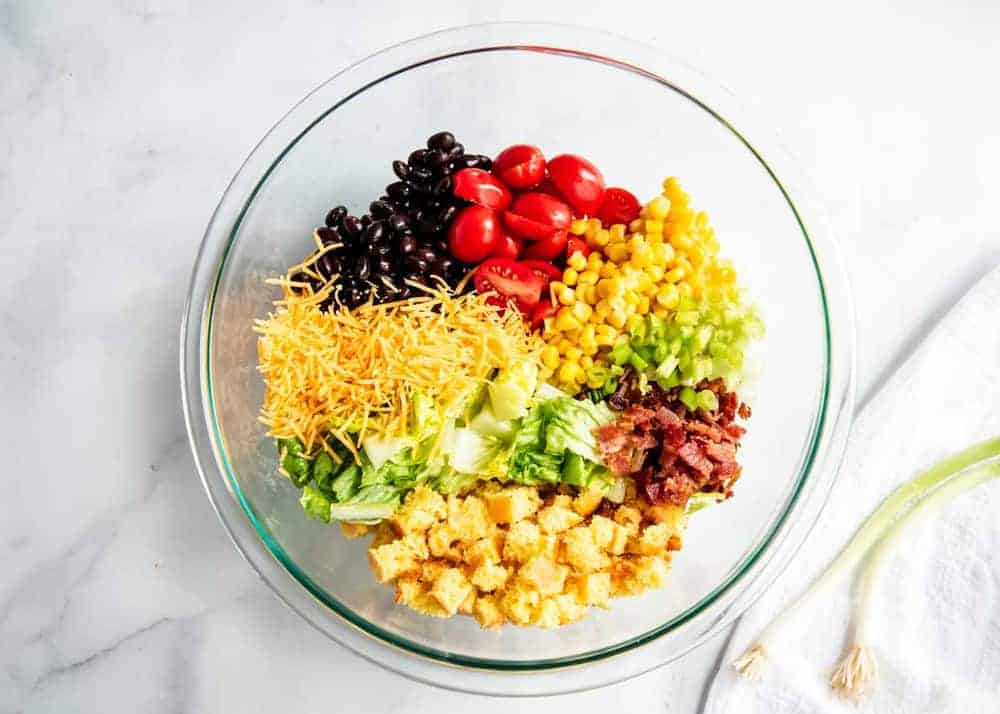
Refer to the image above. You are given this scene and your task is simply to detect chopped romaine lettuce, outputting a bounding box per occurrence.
[300,485,332,522]
[488,361,538,420]
[543,397,614,463]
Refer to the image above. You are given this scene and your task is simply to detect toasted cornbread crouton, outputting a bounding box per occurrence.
[391,487,446,535]
[502,520,544,563]
[463,536,502,566]
[573,489,604,517]
[473,595,505,629]
[430,568,474,615]
[537,504,583,534]
[635,523,672,555]
[471,561,510,592]
[576,572,612,607]
[340,522,371,539]
[518,555,569,596]
[368,533,428,583]
[562,526,610,574]
[485,487,541,523]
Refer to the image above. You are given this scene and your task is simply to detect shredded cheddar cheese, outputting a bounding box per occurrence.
[255,282,543,455]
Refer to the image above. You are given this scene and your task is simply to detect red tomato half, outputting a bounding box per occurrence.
[595,187,641,226]
[492,145,545,189]
[503,192,572,241]
[491,231,522,260]
[522,231,568,260]
[530,299,558,331]
[547,154,606,216]
[452,168,512,211]
[473,258,545,313]
[520,259,562,283]
[566,237,590,260]
[448,205,500,263]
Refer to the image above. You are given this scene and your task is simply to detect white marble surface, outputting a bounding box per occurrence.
[1,1,998,712]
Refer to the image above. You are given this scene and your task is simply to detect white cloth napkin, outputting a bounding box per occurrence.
[704,265,1000,714]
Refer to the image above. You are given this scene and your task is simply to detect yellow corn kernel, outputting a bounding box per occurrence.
[557,362,580,385]
[637,295,651,315]
[605,243,629,264]
[549,280,565,302]
[595,299,611,317]
[625,314,644,333]
[557,286,576,306]
[647,196,671,220]
[652,307,669,320]
[609,224,627,243]
[554,308,582,332]
[578,269,600,286]
[607,310,628,330]
[580,355,594,371]
[629,249,652,269]
[650,242,673,265]
[595,325,618,344]
[608,295,627,313]
[587,217,602,232]
[586,250,603,269]
[577,284,597,305]
[591,229,610,248]
[570,218,588,235]
[627,219,643,233]
[541,345,560,369]
[678,282,693,298]
[623,291,638,306]
[656,284,679,309]
[670,232,694,251]
[579,323,596,344]
[648,264,665,282]
[572,301,593,322]
[665,266,686,283]
[644,219,664,235]
[557,338,575,353]
[567,252,587,272]
[564,346,583,362]
[597,262,617,279]
[581,341,599,356]
[562,268,579,286]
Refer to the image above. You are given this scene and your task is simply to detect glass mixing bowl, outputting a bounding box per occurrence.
[181,23,855,696]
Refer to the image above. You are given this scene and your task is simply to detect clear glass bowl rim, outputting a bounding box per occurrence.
[180,22,856,696]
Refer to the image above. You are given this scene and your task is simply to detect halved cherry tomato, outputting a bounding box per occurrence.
[595,187,641,226]
[530,299,558,331]
[492,145,545,189]
[547,154,606,216]
[452,168,512,211]
[491,231,522,260]
[521,259,562,283]
[522,230,568,260]
[473,258,545,313]
[448,205,500,263]
[503,192,572,241]
[566,237,590,260]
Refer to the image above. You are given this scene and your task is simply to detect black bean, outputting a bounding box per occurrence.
[355,256,371,281]
[319,253,342,279]
[418,217,441,236]
[399,236,418,255]
[363,221,386,244]
[375,243,393,257]
[388,213,409,233]
[386,181,411,201]
[426,149,449,170]
[376,257,394,274]
[408,149,428,166]
[437,204,459,224]
[325,205,347,227]
[432,176,452,196]
[406,207,424,223]
[346,286,364,305]
[396,285,413,300]
[404,255,428,273]
[316,226,340,245]
[408,166,432,183]
[435,257,454,274]
[447,143,464,159]
[427,131,456,151]
[342,216,362,237]
[369,200,393,218]
[418,247,437,264]
[470,154,493,171]
[392,160,409,181]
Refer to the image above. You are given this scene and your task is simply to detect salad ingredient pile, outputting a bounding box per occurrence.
[255,131,763,628]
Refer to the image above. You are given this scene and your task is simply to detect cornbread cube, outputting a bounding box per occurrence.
[430,568,474,615]
[463,536,502,566]
[471,562,510,592]
[368,533,428,583]
[633,556,670,589]
[485,487,541,524]
[552,592,587,624]
[573,489,604,517]
[420,559,448,583]
[500,586,541,625]
[503,520,544,563]
[395,576,449,617]
[646,503,687,534]
[340,522,371,539]
[537,505,582,534]
[517,555,569,596]
[635,523,672,555]
[371,522,397,548]
[535,597,562,628]
[446,494,489,541]
[459,588,477,615]
[562,526,610,574]
[390,487,446,535]
[549,494,573,509]
[473,595,505,629]
[588,515,629,555]
[613,505,643,534]
[576,572,612,607]
[427,523,460,560]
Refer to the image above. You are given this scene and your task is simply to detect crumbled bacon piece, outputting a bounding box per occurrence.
[594,373,750,507]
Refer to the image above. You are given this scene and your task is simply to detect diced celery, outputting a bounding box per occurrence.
[697,389,719,411]
[679,387,698,410]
